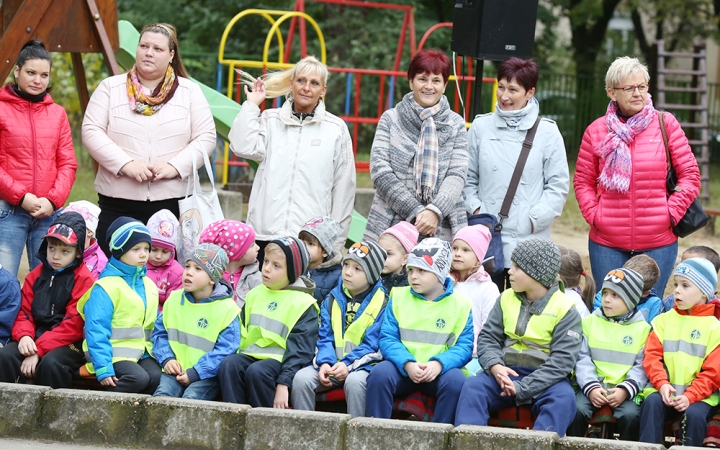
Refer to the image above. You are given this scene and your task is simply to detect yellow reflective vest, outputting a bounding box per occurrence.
[583,313,651,388]
[642,309,720,406]
[240,285,319,362]
[78,276,158,374]
[162,290,240,370]
[501,289,575,369]
[330,288,386,360]
[392,286,472,364]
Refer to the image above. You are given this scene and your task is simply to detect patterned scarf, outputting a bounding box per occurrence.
[413,98,443,203]
[126,65,178,116]
[495,96,538,130]
[598,94,655,193]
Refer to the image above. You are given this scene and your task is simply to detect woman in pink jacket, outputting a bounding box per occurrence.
[82,23,216,256]
[0,40,77,277]
[574,57,700,296]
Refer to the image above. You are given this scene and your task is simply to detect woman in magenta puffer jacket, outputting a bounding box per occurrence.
[0,40,77,277]
[575,57,700,297]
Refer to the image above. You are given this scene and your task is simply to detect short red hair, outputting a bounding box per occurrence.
[408,49,451,84]
[497,57,539,92]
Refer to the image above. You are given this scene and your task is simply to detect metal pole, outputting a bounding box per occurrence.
[473,59,484,116]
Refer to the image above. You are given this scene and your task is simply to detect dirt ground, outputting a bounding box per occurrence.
[16,221,720,297]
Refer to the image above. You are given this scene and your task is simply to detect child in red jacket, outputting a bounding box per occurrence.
[0,212,94,388]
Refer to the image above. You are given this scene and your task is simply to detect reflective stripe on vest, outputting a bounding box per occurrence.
[582,314,651,388]
[391,286,472,365]
[641,309,720,406]
[77,275,159,374]
[330,288,386,360]
[163,290,240,370]
[240,285,319,362]
[500,289,575,369]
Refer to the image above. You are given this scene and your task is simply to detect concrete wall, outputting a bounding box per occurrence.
[0,383,692,450]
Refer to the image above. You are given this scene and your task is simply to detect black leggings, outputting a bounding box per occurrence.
[0,341,85,388]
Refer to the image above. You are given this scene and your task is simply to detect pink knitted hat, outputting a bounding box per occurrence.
[199,220,256,261]
[380,221,419,254]
[453,225,492,262]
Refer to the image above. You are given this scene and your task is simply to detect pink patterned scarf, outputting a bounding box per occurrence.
[598,94,655,193]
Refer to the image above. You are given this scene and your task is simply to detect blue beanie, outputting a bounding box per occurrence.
[674,258,718,301]
[107,216,152,260]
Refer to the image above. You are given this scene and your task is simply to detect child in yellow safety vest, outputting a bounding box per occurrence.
[568,267,650,441]
[218,237,319,408]
[78,217,161,394]
[151,243,240,400]
[640,258,720,446]
[454,238,582,436]
[292,241,388,417]
[365,238,473,424]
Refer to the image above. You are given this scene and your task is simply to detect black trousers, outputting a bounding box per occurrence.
[0,341,85,388]
[107,357,162,395]
[218,353,281,407]
[97,194,181,257]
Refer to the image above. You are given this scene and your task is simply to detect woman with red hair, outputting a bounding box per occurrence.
[462,57,569,290]
[365,49,469,242]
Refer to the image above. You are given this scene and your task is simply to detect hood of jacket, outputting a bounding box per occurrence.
[0,83,54,107]
[37,211,88,271]
[100,256,147,287]
[675,302,717,317]
[287,276,317,295]
[183,278,233,304]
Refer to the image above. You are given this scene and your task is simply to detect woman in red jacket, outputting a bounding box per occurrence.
[574,57,700,297]
[0,40,77,277]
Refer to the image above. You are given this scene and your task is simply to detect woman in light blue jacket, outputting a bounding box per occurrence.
[462,58,569,290]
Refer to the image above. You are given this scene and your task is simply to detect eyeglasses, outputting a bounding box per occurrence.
[613,84,649,94]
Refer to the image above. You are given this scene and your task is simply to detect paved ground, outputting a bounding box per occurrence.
[0,439,126,449]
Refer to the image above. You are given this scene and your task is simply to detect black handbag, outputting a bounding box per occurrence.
[659,112,709,238]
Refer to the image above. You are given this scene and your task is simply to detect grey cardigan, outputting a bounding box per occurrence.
[364,93,469,242]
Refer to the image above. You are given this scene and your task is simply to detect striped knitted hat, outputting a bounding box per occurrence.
[271,236,310,284]
[344,241,387,285]
[675,258,718,301]
[107,217,152,260]
[602,268,644,311]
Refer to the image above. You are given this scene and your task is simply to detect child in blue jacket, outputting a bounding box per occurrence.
[0,264,21,347]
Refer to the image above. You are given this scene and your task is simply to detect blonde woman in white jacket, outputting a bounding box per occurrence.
[229,56,356,266]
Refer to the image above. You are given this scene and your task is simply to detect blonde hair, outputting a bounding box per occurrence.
[264,242,285,258]
[605,56,649,90]
[237,55,328,100]
[140,23,188,79]
[558,246,595,311]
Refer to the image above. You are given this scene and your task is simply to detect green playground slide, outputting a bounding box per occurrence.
[116,20,367,243]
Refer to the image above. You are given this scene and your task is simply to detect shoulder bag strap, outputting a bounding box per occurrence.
[658,112,672,172]
[496,116,542,232]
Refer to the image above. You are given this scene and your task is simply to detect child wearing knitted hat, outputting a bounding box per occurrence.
[450,225,500,374]
[365,238,473,424]
[77,217,162,394]
[199,220,261,308]
[378,221,418,293]
[455,238,582,436]
[62,200,107,279]
[292,241,388,417]
[299,216,342,304]
[640,258,720,446]
[568,268,650,441]
[146,209,184,310]
[218,237,319,408]
[152,243,240,400]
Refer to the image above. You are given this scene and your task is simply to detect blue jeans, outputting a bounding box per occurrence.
[153,373,220,400]
[0,199,58,277]
[588,239,678,297]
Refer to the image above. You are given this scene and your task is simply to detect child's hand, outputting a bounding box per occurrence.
[417,361,442,383]
[20,354,39,378]
[489,364,518,396]
[404,362,423,383]
[587,388,608,408]
[99,376,118,387]
[659,383,677,406]
[273,384,290,409]
[176,373,190,386]
[671,394,690,412]
[18,336,37,356]
[318,363,333,386]
[329,362,349,382]
[164,360,182,375]
[606,388,628,408]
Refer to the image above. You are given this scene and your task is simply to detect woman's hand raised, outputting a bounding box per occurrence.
[244,78,266,107]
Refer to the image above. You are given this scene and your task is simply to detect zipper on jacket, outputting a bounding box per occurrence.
[51,304,55,315]
[147,124,152,201]
[49,275,55,288]
[284,126,303,233]
[516,303,529,337]
[29,104,38,193]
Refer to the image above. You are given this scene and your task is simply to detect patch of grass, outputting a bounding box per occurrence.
[67,162,98,205]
